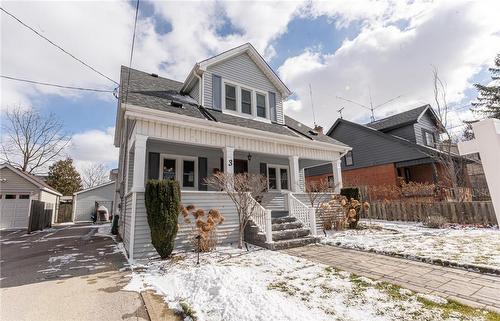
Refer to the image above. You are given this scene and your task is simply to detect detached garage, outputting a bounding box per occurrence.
[73,181,115,222]
[0,163,62,230]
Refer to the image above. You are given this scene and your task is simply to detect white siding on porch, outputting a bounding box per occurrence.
[130,191,239,259]
[202,52,284,124]
[133,119,340,162]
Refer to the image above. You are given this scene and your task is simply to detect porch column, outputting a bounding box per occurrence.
[289,155,300,192]
[223,146,234,175]
[333,159,343,193]
[131,134,148,192]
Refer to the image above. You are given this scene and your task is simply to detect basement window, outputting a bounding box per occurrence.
[19,194,30,199]
[5,194,16,199]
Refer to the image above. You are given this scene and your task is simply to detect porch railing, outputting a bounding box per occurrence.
[286,193,317,236]
[248,193,273,243]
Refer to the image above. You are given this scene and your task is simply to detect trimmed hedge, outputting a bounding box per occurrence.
[340,187,360,201]
[145,180,180,259]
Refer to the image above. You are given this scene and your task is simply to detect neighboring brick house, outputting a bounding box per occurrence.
[305,105,468,190]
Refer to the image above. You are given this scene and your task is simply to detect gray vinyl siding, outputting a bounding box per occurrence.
[0,168,39,194]
[384,125,416,142]
[122,193,133,254]
[131,191,239,259]
[202,52,284,124]
[146,140,291,190]
[304,163,333,177]
[127,148,134,192]
[331,122,431,171]
[414,111,439,146]
[73,183,115,222]
[188,79,200,104]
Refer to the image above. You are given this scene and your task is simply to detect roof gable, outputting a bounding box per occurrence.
[0,163,62,196]
[181,43,291,97]
[366,105,430,131]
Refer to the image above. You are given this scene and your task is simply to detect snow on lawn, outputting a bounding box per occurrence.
[322,220,500,271]
[124,247,496,321]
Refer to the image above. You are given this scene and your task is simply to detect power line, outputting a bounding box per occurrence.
[124,0,140,104]
[0,6,118,85]
[1,75,116,93]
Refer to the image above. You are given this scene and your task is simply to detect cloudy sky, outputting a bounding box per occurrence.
[1,0,499,172]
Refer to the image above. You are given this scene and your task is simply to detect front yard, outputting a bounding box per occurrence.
[322,220,500,272]
[125,247,499,321]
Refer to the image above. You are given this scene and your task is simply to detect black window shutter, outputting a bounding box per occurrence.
[212,74,222,110]
[148,152,160,180]
[268,92,277,122]
[198,157,208,191]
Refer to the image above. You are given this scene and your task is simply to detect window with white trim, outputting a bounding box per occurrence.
[160,155,198,190]
[256,93,266,118]
[241,89,252,115]
[225,84,236,111]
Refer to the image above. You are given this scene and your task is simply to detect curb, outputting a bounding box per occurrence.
[141,291,181,321]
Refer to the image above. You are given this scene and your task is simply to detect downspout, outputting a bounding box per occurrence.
[194,66,203,106]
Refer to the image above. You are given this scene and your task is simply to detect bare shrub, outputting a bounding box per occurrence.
[423,215,447,229]
[205,172,267,248]
[181,205,225,252]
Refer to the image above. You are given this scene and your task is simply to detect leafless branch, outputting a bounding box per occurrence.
[81,162,109,189]
[1,106,69,173]
[205,172,267,248]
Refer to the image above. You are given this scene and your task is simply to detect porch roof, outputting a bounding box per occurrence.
[118,66,347,148]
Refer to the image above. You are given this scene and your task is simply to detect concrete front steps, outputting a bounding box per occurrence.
[244,215,320,250]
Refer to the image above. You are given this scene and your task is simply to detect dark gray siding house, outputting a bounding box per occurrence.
[306,105,467,189]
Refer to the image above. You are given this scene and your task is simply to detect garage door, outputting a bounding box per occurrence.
[0,194,31,229]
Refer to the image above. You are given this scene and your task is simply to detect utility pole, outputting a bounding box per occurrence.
[309,83,317,127]
[337,107,344,119]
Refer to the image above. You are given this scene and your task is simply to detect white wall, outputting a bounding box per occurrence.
[458,119,500,226]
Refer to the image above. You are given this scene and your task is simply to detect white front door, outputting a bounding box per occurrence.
[267,166,289,191]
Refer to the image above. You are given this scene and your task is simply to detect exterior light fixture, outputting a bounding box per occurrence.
[247,153,252,161]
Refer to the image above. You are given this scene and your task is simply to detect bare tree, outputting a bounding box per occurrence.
[304,179,334,210]
[431,67,469,201]
[81,162,109,188]
[205,172,267,248]
[1,107,69,173]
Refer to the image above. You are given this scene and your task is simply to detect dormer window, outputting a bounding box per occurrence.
[423,129,436,147]
[241,89,252,115]
[256,93,266,118]
[225,84,237,111]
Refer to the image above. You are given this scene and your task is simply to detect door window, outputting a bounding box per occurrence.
[162,159,176,180]
[268,167,277,190]
[280,168,288,190]
[183,160,195,188]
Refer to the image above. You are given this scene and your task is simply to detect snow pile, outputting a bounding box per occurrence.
[124,247,491,321]
[322,220,500,271]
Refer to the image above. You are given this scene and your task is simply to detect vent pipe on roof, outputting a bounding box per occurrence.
[151,73,158,78]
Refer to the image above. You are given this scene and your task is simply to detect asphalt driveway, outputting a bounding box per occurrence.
[0,223,148,321]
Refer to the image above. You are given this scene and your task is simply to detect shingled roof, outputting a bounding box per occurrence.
[366,105,430,131]
[119,66,347,146]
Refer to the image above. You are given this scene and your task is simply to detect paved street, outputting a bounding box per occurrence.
[284,244,500,313]
[0,224,148,321]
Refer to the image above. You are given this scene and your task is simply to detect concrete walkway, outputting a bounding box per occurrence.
[0,224,148,321]
[284,244,500,313]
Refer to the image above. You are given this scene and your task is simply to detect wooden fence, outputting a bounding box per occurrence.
[28,200,53,233]
[363,201,497,225]
[57,203,73,223]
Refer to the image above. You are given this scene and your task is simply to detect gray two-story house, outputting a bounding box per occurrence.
[305,105,466,190]
[114,43,350,259]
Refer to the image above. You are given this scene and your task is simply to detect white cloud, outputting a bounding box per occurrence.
[68,127,118,171]
[279,0,500,131]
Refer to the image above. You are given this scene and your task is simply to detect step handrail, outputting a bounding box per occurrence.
[247,193,273,243]
[286,193,318,236]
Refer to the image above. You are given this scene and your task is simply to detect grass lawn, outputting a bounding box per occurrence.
[322,220,500,272]
[124,246,499,321]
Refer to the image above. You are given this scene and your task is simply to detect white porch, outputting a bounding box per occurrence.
[119,114,347,259]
